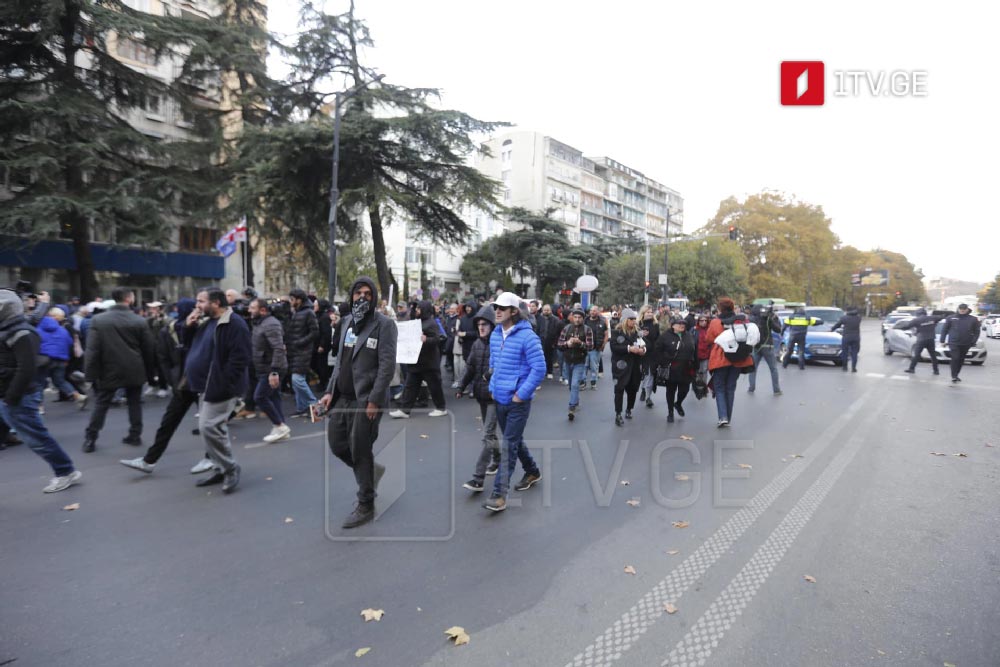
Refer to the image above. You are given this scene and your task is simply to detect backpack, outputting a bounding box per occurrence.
[721,322,755,362]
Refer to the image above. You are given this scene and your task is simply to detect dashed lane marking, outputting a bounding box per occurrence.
[663,395,888,667]
[565,388,877,667]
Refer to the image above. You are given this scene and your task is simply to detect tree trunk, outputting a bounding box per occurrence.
[66,208,99,302]
[367,196,393,302]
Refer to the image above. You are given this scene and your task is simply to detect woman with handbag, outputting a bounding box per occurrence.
[637,306,660,408]
[654,317,697,423]
[608,308,645,426]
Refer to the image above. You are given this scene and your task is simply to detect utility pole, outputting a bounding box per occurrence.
[327,74,385,302]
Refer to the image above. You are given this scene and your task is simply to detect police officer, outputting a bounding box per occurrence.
[939,304,980,383]
[831,307,863,373]
[897,308,942,375]
[781,307,820,370]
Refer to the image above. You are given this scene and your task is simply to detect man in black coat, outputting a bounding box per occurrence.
[82,287,156,452]
[286,288,319,416]
[831,307,863,372]
[939,304,980,383]
[389,299,448,418]
[898,308,943,375]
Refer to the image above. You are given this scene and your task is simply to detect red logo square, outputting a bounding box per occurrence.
[781,61,824,106]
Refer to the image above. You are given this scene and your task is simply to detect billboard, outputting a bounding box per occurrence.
[851,269,889,287]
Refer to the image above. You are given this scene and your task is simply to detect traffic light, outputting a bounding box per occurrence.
[728,225,737,240]
[895,290,902,299]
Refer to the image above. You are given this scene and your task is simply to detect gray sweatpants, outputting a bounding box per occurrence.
[199,397,238,474]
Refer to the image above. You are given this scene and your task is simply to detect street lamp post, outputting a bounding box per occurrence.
[327,74,385,302]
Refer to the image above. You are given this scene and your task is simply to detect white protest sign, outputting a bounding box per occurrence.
[395,319,423,364]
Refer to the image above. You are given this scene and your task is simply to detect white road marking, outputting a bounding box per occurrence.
[663,398,887,667]
[865,373,886,378]
[565,389,877,667]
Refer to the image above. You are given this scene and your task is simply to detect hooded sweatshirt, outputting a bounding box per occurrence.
[38,316,73,361]
[0,289,40,403]
[410,299,442,371]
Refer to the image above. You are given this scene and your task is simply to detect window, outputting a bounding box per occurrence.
[501,149,512,164]
[179,226,215,252]
[144,94,163,119]
[117,37,156,66]
[122,0,151,11]
[405,247,432,265]
[501,170,511,184]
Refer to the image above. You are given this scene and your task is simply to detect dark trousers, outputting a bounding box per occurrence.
[471,401,501,483]
[613,366,642,414]
[254,375,285,426]
[86,385,142,441]
[841,335,860,370]
[949,345,970,379]
[909,338,938,372]
[328,397,383,504]
[242,366,256,412]
[144,388,199,464]
[665,381,690,414]
[399,367,446,413]
[784,333,807,369]
[543,346,555,375]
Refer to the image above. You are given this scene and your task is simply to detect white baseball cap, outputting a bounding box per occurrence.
[492,292,521,308]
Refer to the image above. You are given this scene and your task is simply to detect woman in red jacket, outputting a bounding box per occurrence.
[704,298,755,428]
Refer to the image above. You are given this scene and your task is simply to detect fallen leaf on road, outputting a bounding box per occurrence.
[737,463,752,470]
[620,480,630,486]
[626,498,640,507]
[985,443,994,448]
[876,649,885,655]
[781,458,788,462]
[953,453,968,457]
[355,647,371,657]
[62,503,80,511]
[675,474,690,481]
[944,662,956,667]
[360,608,384,622]
[672,521,690,529]
[666,549,680,555]
[444,626,470,646]
[623,565,637,575]
[284,517,294,524]
[265,476,273,481]
[803,575,817,583]
[930,452,947,456]
[680,435,694,441]
[419,434,429,439]
[664,603,678,614]
[789,454,804,459]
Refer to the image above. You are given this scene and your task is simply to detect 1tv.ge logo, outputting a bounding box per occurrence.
[781,61,928,106]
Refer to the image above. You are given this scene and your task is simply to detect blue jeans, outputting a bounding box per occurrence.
[586,350,601,384]
[748,346,781,392]
[557,350,568,381]
[290,373,316,412]
[565,362,586,408]
[841,336,860,370]
[492,400,538,498]
[0,390,75,477]
[712,366,740,422]
[254,375,285,426]
[47,360,78,397]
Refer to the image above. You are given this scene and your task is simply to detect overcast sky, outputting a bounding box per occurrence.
[269,0,999,284]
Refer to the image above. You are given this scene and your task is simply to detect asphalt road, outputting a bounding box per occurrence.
[2,321,999,667]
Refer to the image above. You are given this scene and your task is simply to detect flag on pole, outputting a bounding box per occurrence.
[215,219,248,258]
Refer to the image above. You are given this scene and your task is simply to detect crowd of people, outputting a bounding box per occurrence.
[2,278,979,525]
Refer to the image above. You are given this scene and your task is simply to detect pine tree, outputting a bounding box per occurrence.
[0,0,229,299]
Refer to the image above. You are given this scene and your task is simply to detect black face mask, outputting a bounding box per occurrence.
[351,296,372,328]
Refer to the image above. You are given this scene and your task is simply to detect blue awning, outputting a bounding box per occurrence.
[0,237,225,279]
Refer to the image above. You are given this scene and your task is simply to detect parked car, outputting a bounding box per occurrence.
[778,307,845,365]
[982,314,1000,339]
[881,313,911,337]
[883,319,987,365]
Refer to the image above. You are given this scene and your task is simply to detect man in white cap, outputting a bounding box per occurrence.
[483,292,546,512]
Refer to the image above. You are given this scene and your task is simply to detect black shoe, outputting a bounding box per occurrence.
[842,365,848,372]
[667,413,674,423]
[625,410,633,419]
[851,368,857,373]
[485,462,499,476]
[675,405,685,417]
[933,369,940,375]
[222,465,241,493]
[192,428,201,435]
[514,473,541,491]
[463,479,484,492]
[122,436,142,447]
[904,368,915,374]
[568,408,575,421]
[645,398,654,409]
[4,433,23,446]
[342,503,374,528]
[615,413,624,426]
[196,471,224,487]
[952,377,961,383]
[640,389,647,402]
[82,438,96,453]
[747,387,755,393]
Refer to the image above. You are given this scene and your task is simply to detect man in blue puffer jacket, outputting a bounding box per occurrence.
[483,292,546,513]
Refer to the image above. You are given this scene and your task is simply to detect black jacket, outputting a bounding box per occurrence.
[940,313,980,346]
[411,299,442,372]
[897,314,941,342]
[752,311,783,349]
[0,322,40,404]
[252,315,288,376]
[585,315,609,351]
[183,309,251,402]
[831,312,862,338]
[638,317,659,372]
[285,303,318,374]
[609,327,642,385]
[457,301,478,358]
[156,322,186,390]
[654,330,696,384]
[84,305,156,388]
[459,335,492,403]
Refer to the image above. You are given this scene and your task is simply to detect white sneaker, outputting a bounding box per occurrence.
[119,457,154,474]
[43,470,82,493]
[38,405,45,415]
[389,410,409,419]
[143,386,155,396]
[190,458,215,474]
[262,424,292,443]
[428,409,448,417]
[450,382,461,389]
[546,374,553,380]
[156,389,169,398]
